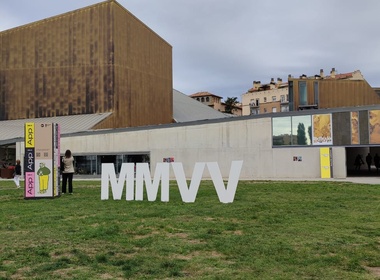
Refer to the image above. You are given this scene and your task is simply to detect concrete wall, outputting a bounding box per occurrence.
[37,116,334,180]
[332,147,347,179]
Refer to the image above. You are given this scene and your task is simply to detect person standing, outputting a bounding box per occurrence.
[354,154,364,170]
[374,153,380,172]
[13,159,22,188]
[366,153,372,172]
[62,149,75,194]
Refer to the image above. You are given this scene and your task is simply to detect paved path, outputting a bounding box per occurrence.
[1,177,380,185]
[247,177,380,185]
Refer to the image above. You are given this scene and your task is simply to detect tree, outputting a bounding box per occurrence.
[297,123,307,145]
[224,97,238,114]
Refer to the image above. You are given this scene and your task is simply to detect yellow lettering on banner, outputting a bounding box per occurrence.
[320,147,331,178]
[25,123,35,148]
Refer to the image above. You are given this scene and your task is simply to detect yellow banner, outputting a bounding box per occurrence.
[320,147,331,178]
[25,123,35,148]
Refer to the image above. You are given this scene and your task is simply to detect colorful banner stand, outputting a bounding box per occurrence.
[24,123,60,199]
[320,147,331,179]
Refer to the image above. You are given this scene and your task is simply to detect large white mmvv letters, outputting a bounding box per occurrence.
[101,161,243,203]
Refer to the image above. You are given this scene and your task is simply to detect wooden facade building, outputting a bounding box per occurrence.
[0,0,173,129]
[289,69,380,111]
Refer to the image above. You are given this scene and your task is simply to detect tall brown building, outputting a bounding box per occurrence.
[0,0,173,129]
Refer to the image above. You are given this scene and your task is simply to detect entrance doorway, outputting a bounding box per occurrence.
[346,147,380,177]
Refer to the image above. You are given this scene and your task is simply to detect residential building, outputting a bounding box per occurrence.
[242,69,380,116]
[241,78,289,116]
[0,0,173,129]
[189,92,242,116]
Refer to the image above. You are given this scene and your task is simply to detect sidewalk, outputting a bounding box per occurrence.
[1,176,379,185]
[252,177,380,185]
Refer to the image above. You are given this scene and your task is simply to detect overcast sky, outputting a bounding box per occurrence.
[1,0,379,100]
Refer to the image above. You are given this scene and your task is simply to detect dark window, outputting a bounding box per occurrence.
[289,81,294,111]
[299,81,307,105]
[314,81,319,106]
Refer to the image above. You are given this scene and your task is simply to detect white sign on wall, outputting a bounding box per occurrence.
[101,161,243,203]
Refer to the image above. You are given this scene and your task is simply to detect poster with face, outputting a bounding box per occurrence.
[312,114,332,145]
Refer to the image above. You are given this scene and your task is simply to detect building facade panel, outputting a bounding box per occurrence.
[0,0,173,129]
[289,77,380,111]
[94,2,173,129]
[359,110,370,145]
[10,105,380,180]
[332,112,351,146]
[0,2,113,120]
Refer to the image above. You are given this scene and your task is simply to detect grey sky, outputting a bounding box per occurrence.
[1,0,379,100]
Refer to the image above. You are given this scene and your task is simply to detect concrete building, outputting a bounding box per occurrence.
[3,104,380,179]
[0,89,229,170]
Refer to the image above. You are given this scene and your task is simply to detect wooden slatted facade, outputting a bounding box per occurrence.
[0,0,173,129]
[289,78,380,111]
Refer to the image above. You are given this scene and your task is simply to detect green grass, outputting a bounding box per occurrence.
[1,179,380,279]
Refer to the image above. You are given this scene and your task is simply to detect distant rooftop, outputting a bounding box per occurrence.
[247,68,365,93]
[189,92,223,99]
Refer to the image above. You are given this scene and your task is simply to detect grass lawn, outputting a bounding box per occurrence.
[1,179,380,279]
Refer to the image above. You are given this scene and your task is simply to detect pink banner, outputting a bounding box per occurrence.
[25,172,35,198]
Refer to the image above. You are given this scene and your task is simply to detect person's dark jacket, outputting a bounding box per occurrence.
[15,164,21,175]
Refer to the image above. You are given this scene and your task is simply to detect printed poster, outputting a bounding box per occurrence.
[24,123,35,198]
[351,112,359,144]
[24,123,60,199]
[312,114,332,145]
[369,110,380,144]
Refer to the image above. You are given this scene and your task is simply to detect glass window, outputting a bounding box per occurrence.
[292,115,312,145]
[280,95,285,103]
[251,108,259,115]
[272,117,292,146]
[66,153,150,175]
[272,96,276,101]
[289,81,294,111]
[73,155,97,175]
[272,107,277,113]
[264,97,267,102]
[299,81,307,106]
[314,81,319,106]
[281,105,289,112]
